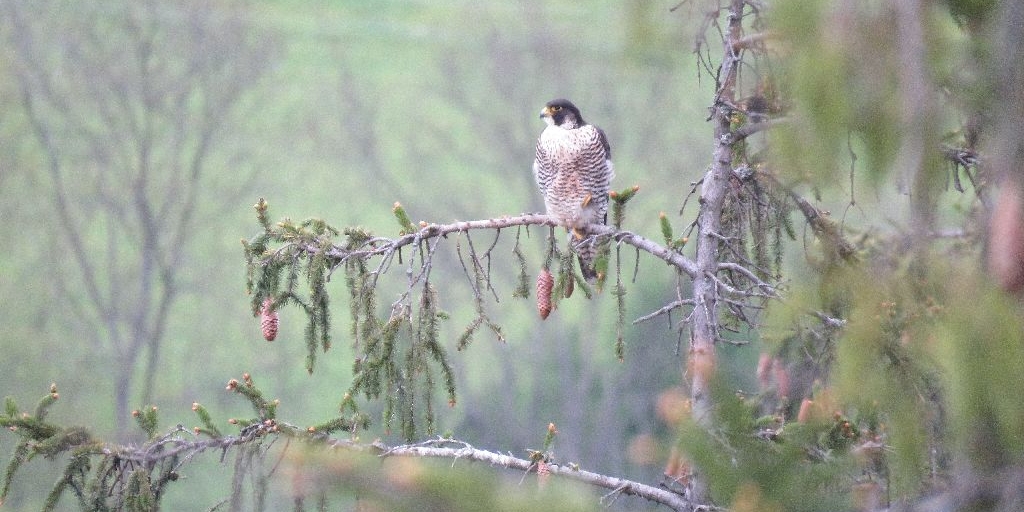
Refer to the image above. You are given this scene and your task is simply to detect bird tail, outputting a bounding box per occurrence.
[570,229,604,285]
[578,253,598,283]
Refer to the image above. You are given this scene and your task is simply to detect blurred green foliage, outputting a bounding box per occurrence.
[2,0,1020,509]
[666,0,1019,510]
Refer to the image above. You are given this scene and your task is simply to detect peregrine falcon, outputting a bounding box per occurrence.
[533,99,614,282]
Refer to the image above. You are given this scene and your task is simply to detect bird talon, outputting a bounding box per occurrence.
[572,228,585,240]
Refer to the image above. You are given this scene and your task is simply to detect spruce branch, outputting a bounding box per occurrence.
[132,406,160,440]
[511,226,531,298]
[613,245,627,361]
[4,383,699,511]
[243,200,776,441]
[257,213,698,277]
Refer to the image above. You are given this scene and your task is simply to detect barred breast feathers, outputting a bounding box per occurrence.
[533,124,613,229]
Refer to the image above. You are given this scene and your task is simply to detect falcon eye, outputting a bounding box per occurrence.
[551,105,562,112]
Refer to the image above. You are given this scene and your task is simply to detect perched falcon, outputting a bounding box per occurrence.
[533,99,615,282]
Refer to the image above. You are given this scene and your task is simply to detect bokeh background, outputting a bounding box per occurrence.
[0,1,737,509]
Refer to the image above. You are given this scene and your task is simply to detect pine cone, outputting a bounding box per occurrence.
[537,269,553,320]
[260,297,279,341]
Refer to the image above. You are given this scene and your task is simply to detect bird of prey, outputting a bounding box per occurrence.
[533,98,614,282]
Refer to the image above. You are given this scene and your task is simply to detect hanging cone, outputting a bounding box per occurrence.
[260,297,279,341]
[537,269,553,320]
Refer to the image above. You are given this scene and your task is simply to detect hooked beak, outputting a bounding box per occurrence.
[539,106,552,119]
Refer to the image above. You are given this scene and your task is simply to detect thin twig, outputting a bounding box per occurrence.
[282,214,700,278]
[633,299,697,325]
[376,437,694,511]
[722,117,787,145]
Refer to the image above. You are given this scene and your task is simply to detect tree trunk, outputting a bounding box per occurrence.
[686,0,747,504]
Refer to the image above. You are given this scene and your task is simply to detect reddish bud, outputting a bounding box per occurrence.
[756,352,772,389]
[655,387,690,426]
[772,359,790,398]
[663,447,692,486]
[797,398,814,423]
[989,184,1024,292]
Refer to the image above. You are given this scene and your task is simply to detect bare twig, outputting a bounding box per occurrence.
[633,299,697,325]
[374,437,694,511]
[715,262,780,297]
[722,117,787,145]
[811,311,846,330]
[730,31,777,53]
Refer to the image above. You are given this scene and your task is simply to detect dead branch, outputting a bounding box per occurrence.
[723,117,788,145]
[715,262,780,297]
[730,31,777,53]
[43,426,697,510]
[633,299,697,325]
[942,145,979,169]
[274,214,701,279]
[371,438,695,511]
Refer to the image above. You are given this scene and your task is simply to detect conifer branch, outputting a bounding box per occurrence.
[5,380,697,511]
[265,214,699,278]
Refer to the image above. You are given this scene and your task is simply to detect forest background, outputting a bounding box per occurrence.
[1,0,1017,510]
[0,1,713,509]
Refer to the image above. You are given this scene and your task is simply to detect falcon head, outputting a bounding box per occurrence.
[540,98,585,129]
